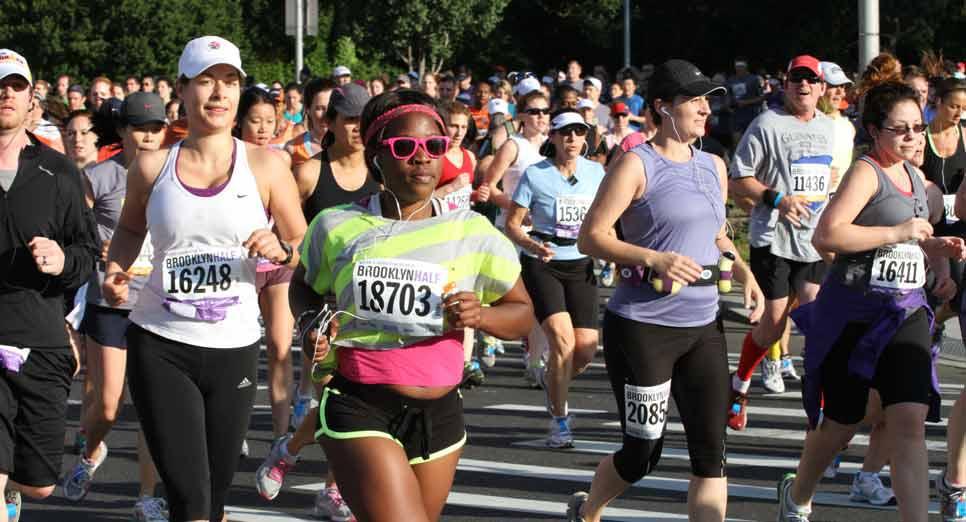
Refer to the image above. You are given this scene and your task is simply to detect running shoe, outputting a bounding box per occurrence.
[5,490,20,522]
[727,386,749,431]
[534,365,568,418]
[524,353,544,389]
[781,356,800,381]
[291,393,313,431]
[849,473,895,506]
[63,441,108,501]
[566,491,589,521]
[461,359,485,388]
[599,263,615,287]
[72,430,86,455]
[761,358,786,394]
[132,495,169,521]
[480,336,498,368]
[938,469,966,522]
[822,453,841,479]
[313,486,355,522]
[777,473,811,522]
[547,415,575,449]
[255,433,298,501]
[240,438,249,459]
[491,336,505,354]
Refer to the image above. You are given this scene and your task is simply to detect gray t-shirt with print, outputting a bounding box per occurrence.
[729,108,835,263]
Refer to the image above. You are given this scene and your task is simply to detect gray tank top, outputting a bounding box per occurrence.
[829,156,928,289]
[607,143,725,327]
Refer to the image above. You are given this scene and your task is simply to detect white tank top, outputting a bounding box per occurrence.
[130,139,269,348]
[497,133,545,227]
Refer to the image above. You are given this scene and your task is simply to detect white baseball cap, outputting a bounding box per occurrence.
[583,76,602,91]
[550,111,589,131]
[332,65,351,77]
[576,98,594,110]
[512,77,541,97]
[819,61,852,87]
[0,49,31,85]
[178,36,246,79]
[487,98,510,116]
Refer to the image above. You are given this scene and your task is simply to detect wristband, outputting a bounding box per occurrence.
[762,189,779,209]
[274,239,294,266]
[773,191,784,207]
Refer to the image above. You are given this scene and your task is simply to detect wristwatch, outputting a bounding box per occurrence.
[275,239,294,266]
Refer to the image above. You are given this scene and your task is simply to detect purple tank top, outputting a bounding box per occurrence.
[608,143,725,327]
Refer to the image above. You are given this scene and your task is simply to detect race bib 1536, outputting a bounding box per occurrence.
[554,194,593,239]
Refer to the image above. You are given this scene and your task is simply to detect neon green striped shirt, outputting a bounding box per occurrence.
[300,196,521,349]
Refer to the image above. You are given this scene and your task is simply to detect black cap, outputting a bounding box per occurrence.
[329,83,370,117]
[648,59,725,102]
[120,92,166,126]
[68,84,85,95]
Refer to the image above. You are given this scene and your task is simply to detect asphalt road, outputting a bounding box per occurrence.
[22,291,966,522]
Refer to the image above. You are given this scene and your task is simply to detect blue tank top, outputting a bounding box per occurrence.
[607,143,725,327]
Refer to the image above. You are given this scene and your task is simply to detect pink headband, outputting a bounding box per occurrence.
[363,104,446,144]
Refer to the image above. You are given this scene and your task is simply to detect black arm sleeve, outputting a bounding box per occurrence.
[55,165,99,291]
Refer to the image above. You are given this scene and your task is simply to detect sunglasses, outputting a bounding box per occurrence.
[381,136,451,161]
[555,125,588,137]
[788,73,822,84]
[881,123,927,136]
[524,107,551,116]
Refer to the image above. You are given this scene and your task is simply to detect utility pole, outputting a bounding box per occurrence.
[295,0,304,83]
[858,0,879,73]
[623,0,631,68]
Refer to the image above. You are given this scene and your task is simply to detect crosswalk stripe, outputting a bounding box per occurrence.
[485,404,609,415]
[225,505,316,521]
[512,439,942,479]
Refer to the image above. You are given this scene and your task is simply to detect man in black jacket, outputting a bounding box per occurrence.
[0,49,97,521]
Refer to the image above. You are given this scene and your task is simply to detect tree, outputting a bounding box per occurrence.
[336,0,510,79]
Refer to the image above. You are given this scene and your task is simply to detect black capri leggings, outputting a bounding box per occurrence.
[602,311,729,481]
[126,325,258,522]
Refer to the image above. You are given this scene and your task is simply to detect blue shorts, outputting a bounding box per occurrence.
[79,304,132,348]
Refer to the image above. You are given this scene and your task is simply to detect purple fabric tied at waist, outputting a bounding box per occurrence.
[0,345,30,373]
[790,279,940,429]
[163,296,241,322]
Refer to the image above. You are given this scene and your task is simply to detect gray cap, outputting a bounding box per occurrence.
[121,92,166,126]
[329,83,370,117]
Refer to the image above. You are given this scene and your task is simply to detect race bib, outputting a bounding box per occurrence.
[730,82,747,99]
[352,258,447,333]
[944,194,959,224]
[162,246,246,298]
[442,185,472,211]
[790,162,830,202]
[624,380,671,440]
[870,241,925,290]
[554,194,593,239]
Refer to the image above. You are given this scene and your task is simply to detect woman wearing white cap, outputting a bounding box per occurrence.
[818,61,856,194]
[504,109,606,448]
[102,36,306,522]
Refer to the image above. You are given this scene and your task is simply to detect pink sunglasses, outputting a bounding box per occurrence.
[380,136,451,161]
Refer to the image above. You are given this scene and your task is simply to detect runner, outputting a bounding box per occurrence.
[0,48,98,522]
[299,88,533,522]
[67,84,87,112]
[235,86,296,442]
[101,36,306,522]
[727,55,835,430]
[777,81,962,522]
[484,89,552,387]
[61,92,168,522]
[568,59,764,522]
[282,82,304,128]
[255,82,375,522]
[727,58,765,147]
[63,110,99,170]
[504,109,605,448]
[284,78,335,168]
[939,388,966,521]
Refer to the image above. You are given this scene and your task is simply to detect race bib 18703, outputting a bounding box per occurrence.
[352,258,447,333]
[870,241,925,290]
[624,380,671,440]
[554,194,593,239]
[162,246,246,298]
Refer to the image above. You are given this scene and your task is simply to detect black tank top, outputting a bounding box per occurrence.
[922,125,966,194]
[302,149,380,222]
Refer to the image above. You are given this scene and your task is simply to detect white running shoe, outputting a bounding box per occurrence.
[255,434,298,501]
[63,441,108,501]
[849,473,896,506]
[132,495,169,521]
[314,486,354,521]
[761,359,786,394]
[936,469,966,521]
[524,355,543,389]
[566,491,589,521]
[547,415,575,449]
[781,356,801,381]
[480,336,498,368]
[5,490,21,522]
[777,473,811,522]
[239,438,249,458]
[822,454,841,479]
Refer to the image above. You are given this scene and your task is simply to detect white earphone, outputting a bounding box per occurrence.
[660,106,671,116]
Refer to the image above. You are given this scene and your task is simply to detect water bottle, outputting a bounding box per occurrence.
[718,252,736,293]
